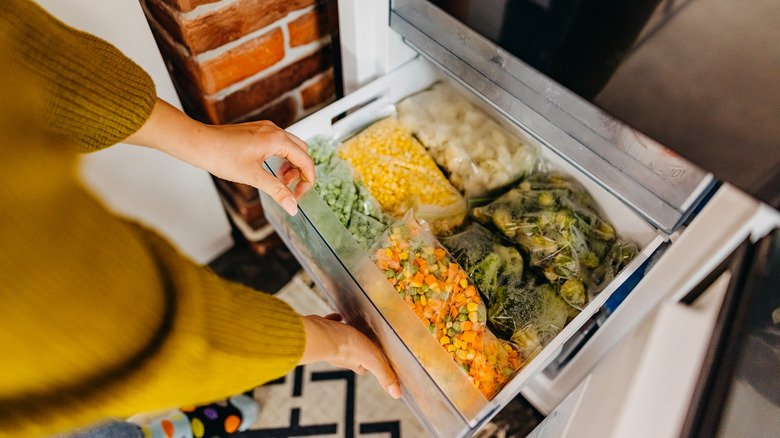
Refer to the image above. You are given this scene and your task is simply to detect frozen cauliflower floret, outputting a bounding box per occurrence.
[397,83,537,196]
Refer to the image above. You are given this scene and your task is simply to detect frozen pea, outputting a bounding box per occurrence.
[458,314,468,322]
[386,269,394,278]
[453,321,461,331]
[445,314,452,323]
[428,325,435,334]
[447,328,456,338]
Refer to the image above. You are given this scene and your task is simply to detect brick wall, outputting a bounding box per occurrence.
[141,0,337,125]
[140,0,339,252]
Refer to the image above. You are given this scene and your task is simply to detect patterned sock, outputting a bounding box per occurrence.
[131,410,192,438]
[180,393,260,437]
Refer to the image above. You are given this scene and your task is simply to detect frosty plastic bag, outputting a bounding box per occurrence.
[441,223,574,360]
[348,210,389,250]
[338,117,467,232]
[472,173,636,309]
[370,212,521,399]
[397,83,537,197]
[307,135,388,249]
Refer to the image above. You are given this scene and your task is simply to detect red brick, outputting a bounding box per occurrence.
[143,0,189,53]
[215,178,266,227]
[209,46,331,123]
[159,0,221,13]
[249,232,282,255]
[238,96,298,128]
[288,4,330,47]
[146,0,317,55]
[199,27,285,94]
[300,69,335,109]
[228,181,260,201]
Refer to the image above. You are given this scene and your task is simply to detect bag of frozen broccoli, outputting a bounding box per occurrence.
[441,223,575,361]
[472,173,636,309]
[370,212,521,399]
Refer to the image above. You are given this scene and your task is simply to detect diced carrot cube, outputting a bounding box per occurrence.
[434,248,446,260]
[462,331,477,344]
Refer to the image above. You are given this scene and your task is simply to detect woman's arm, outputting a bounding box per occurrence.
[124,99,314,216]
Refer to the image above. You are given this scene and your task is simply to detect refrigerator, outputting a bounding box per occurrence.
[261,1,780,437]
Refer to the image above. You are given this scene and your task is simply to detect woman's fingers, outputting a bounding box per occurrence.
[355,338,402,399]
[253,169,298,216]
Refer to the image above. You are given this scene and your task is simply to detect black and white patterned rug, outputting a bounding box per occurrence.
[236,275,428,438]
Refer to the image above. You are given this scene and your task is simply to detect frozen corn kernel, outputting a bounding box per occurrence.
[339,117,463,217]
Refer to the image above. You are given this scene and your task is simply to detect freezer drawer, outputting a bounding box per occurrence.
[262,56,669,438]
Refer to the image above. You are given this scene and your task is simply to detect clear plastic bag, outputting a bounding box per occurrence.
[471,173,636,309]
[338,117,467,232]
[370,212,521,399]
[307,135,388,249]
[397,83,537,197]
[441,223,573,360]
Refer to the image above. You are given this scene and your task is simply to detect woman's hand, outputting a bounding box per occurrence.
[125,98,314,216]
[300,314,402,399]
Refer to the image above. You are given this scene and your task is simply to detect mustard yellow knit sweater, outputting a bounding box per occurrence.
[0,1,304,436]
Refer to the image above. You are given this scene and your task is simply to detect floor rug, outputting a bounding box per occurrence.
[236,274,429,438]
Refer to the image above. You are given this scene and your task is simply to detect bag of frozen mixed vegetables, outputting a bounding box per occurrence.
[471,173,638,309]
[370,212,522,399]
[441,223,575,361]
[338,117,467,234]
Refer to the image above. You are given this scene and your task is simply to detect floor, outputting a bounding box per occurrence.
[207,231,544,438]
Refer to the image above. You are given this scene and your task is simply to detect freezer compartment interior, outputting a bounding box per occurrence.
[262,57,665,438]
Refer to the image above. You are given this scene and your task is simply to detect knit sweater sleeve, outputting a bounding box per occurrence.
[1,0,157,152]
[0,2,305,437]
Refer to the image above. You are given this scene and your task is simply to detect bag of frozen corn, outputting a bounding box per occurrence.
[338,117,467,233]
[370,212,522,399]
[397,83,537,198]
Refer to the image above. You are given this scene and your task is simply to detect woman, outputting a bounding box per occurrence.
[0,1,400,436]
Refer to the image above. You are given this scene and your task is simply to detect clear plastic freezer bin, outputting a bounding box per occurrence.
[261,57,666,438]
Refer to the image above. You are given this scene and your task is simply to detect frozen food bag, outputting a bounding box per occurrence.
[472,173,636,309]
[338,117,467,232]
[397,83,537,197]
[307,135,388,249]
[441,223,574,359]
[370,212,521,399]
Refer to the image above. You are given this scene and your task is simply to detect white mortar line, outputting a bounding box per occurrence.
[183,0,243,19]
[194,6,315,63]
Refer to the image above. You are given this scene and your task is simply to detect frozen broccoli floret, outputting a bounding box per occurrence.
[489,275,572,351]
